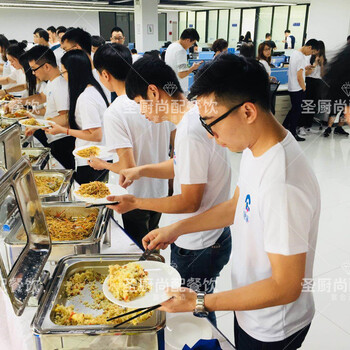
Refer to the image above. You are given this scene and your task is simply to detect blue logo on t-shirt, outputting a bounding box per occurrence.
[243,194,251,222]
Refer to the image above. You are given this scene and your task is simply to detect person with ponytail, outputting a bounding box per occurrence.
[46,49,110,184]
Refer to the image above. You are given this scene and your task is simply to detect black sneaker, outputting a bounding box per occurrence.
[294,134,305,142]
[323,127,332,137]
[334,126,349,136]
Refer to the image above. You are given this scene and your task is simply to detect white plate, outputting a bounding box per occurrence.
[73,145,112,160]
[165,314,212,349]
[103,261,182,308]
[73,183,128,204]
[19,119,53,129]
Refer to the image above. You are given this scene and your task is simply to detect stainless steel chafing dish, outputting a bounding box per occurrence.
[0,159,165,350]
[4,201,111,267]
[21,133,34,148]
[22,147,51,170]
[33,169,74,202]
[0,122,22,171]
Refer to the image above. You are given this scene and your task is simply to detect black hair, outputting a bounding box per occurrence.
[143,50,160,59]
[19,52,37,96]
[26,45,57,67]
[131,48,137,54]
[91,35,105,48]
[324,44,350,101]
[347,35,350,42]
[0,34,10,61]
[265,33,271,38]
[93,43,132,81]
[110,26,124,35]
[285,29,291,34]
[180,28,200,42]
[61,50,109,130]
[305,39,319,50]
[33,27,44,35]
[56,26,67,35]
[212,39,228,53]
[6,42,27,59]
[61,28,92,54]
[47,26,56,33]
[8,39,18,45]
[188,53,270,111]
[311,40,327,65]
[244,31,252,42]
[239,42,254,59]
[37,29,49,42]
[125,57,183,100]
[239,35,244,42]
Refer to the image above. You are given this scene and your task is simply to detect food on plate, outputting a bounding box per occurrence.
[53,270,153,326]
[108,262,151,302]
[3,109,30,119]
[76,146,100,158]
[34,175,63,195]
[76,181,110,199]
[21,118,42,126]
[1,94,15,101]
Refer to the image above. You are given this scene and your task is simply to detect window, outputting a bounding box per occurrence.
[289,5,307,48]
[218,10,229,41]
[179,12,187,35]
[187,11,196,28]
[256,7,273,50]
[158,13,167,42]
[228,9,241,48]
[196,11,207,43]
[271,6,289,51]
[208,10,218,43]
[241,8,256,41]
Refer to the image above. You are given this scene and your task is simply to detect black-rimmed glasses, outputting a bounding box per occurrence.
[31,62,46,73]
[199,101,247,136]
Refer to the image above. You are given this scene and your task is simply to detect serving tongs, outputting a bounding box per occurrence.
[85,201,119,208]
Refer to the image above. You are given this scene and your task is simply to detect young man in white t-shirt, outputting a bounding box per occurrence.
[8,45,75,169]
[142,54,320,349]
[106,57,232,325]
[88,44,175,248]
[282,39,319,141]
[165,28,203,94]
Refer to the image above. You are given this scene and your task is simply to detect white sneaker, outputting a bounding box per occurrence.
[298,127,307,136]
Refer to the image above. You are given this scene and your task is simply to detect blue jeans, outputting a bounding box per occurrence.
[171,227,232,326]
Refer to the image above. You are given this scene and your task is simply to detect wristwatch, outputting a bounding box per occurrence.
[193,292,209,318]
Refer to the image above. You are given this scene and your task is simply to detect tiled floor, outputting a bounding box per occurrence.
[161,125,350,348]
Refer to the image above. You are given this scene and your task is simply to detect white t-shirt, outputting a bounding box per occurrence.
[169,104,231,250]
[288,50,307,92]
[232,131,320,342]
[1,61,16,90]
[165,42,189,93]
[8,69,26,97]
[305,55,321,80]
[53,47,64,69]
[104,94,175,199]
[93,69,111,103]
[44,75,69,144]
[259,59,271,76]
[74,86,108,167]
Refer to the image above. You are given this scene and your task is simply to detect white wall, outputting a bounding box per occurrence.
[166,12,179,42]
[307,0,350,57]
[0,8,100,43]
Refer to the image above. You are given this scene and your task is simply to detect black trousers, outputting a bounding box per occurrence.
[49,136,76,170]
[234,315,311,350]
[302,77,322,128]
[74,165,107,185]
[283,90,305,136]
[122,209,162,249]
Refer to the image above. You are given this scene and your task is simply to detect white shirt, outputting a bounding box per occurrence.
[53,47,64,69]
[306,56,322,80]
[1,61,15,90]
[8,69,26,97]
[74,86,109,167]
[232,131,320,342]
[287,36,292,48]
[170,104,231,250]
[132,54,142,63]
[104,94,175,199]
[44,75,69,143]
[259,59,271,76]
[288,50,307,92]
[165,42,189,93]
[93,69,111,103]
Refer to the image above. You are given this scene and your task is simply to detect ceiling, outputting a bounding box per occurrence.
[0,0,304,12]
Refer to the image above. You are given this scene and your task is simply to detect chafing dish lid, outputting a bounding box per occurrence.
[0,123,22,172]
[0,158,51,316]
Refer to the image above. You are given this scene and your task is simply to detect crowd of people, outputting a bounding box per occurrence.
[0,23,350,349]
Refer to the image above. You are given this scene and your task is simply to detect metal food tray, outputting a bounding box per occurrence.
[4,202,111,265]
[22,147,51,170]
[32,254,166,335]
[33,169,74,202]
